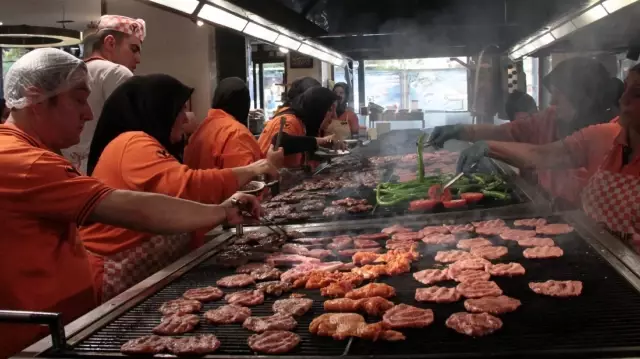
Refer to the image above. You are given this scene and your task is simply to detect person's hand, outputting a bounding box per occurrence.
[266,146,285,169]
[250,159,279,178]
[317,134,335,148]
[427,124,464,147]
[456,141,489,173]
[221,193,263,224]
[332,139,347,151]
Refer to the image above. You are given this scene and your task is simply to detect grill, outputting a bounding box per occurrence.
[53,214,640,358]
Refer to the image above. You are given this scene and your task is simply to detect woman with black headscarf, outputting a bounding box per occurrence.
[81,74,278,302]
[184,77,283,170]
[258,85,342,168]
[321,82,360,139]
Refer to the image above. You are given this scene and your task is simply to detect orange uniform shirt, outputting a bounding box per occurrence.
[0,124,113,358]
[258,109,306,168]
[184,109,263,170]
[562,123,622,174]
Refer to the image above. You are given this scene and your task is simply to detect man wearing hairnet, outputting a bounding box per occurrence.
[63,15,145,174]
[0,48,263,358]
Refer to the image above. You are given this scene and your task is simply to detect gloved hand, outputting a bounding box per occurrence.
[456,141,489,173]
[427,124,464,147]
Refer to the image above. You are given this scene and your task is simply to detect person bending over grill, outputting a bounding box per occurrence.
[81,74,279,302]
[456,63,640,252]
[0,48,263,359]
[429,57,621,207]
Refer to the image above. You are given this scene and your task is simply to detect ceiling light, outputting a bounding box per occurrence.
[538,32,555,46]
[0,25,82,48]
[551,21,577,40]
[0,22,3,26]
[243,22,278,43]
[274,34,301,51]
[278,47,289,53]
[602,0,639,13]
[298,43,320,57]
[571,4,608,29]
[199,4,248,31]
[196,20,204,27]
[147,0,199,14]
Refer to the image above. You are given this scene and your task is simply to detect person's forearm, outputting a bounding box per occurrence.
[486,141,574,170]
[231,165,259,188]
[89,190,227,234]
[460,124,515,142]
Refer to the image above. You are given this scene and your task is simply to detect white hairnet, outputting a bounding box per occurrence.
[3,48,88,110]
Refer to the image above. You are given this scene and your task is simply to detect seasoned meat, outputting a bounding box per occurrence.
[248,330,301,354]
[487,262,526,277]
[356,233,389,241]
[514,218,547,227]
[470,246,508,260]
[472,219,506,228]
[252,267,283,281]
[309,313,405,341]
[499,229,537,241]
[353,251,382,265]
[286,212,312,220]
[456,281,503,298]
[183,286,224,302]
[340,247,382,258]
[236,263,273,274]
[413,268,450,285]
[354,239,381,248]
[392,232,423,241]
[224,290,265,306]
[347,204,374,213]
[120,335,167,354]
[321,281,355,298]
[382,304,434,329]
[301,200,325,212]
[382,224,412,235]
[158,299,202,315]
[243,314,298,332]
[415,286,461,303]
[264,205,295,219]
[434,250,475,263]
[204,304,251,324]
[327,236,353,250]
[450,270,491,283]
[256,281,292,296]
[422,233,456,244]
[216,274,255,288]
[445,224,475,234]
[529,280,583,297]
[165,335,221,355]
[523,246,564,259]
[324,297,394,316]
[536,223,574,235]
[517,237,556,247]
[457,238,492,249]
[332,197,368,207]
[445,312,503,337]
[295,270,364,290]
[273,298,314,317]
[152,313,199,335]
[420,226,450,236]
[323,206,347,216]
[464,295,522,314]
[351,264,388,280]
[280,262,347,282]
[345,283,396,299]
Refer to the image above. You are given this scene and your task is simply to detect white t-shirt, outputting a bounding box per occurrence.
[63,59,133,174]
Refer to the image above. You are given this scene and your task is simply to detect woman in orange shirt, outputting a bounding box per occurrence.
[82,74,279,302]
[322,82,360,139]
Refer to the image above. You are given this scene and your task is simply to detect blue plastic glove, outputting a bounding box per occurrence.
[427,124,464,147]
[456,141,489,173]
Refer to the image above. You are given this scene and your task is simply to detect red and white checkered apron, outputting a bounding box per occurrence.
[100,234,191,301]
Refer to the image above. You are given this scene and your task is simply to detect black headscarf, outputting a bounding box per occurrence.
[505,90,538,122]
[333,82,349,117]
[87,74,193,175]
[284,77,320,107]
[542,57,619,136]
[211,77,250,125]
[290,87,338,137]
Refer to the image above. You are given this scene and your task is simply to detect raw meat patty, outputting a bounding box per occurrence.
[536,223,574,235]
[158,299,202,315]
[225,290,265,306]
[488,262,526,277]
[324,297,394,316]
[500,229,537,241]
[422,234,456,244]
[340,247,382,257]
[464,295,521,314]
[413,268,450,285]
[456,281,503,298]
[529,280,583,297]
[243,314,298,332]
[523,246,564,259]
[445,224,475,234]
[165,335,221,355]
[121,335,167,354]
[457,238,492,249]
[385,239,418,250]
[475,226,507,236]
[204,304,251,324]
[248,330,301,354]
[415,286,461,303]
[434,250,475,263]
[382,304,434,329]
[252,267,283,281]
[450,270,491,283]
[236,262,274,274]
[514,218,547,227]
[327,236,353,250]
[152,313,199,335]
[445,312,503,337]
[354,239,381,248]
[256,281,292,296]
[420,226,450,236]
[273,298,314,316]
[382,224,412,234]
[517,237,556,247]
[183,286,224,302]
[345,283,396,299]
[356,233,389,241]
[470,246,508,260]
[448,257,491,278]
[216,274,255,288]
[472,219,506,228]
[392,232,424,241]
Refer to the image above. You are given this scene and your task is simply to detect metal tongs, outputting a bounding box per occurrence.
[266,117,287,194]
[231,198,290,239]
[442,162,479,192]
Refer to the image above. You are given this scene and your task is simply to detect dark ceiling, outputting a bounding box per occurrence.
[228,0,635,60]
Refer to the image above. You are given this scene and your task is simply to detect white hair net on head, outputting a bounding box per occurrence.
[3,48,88,110]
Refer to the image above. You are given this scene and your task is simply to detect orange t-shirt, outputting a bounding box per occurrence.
[562,123,624,174]
[258,109,306,168]
[0,124,113,358]
[184,109,263,170]
[81,131,239,257]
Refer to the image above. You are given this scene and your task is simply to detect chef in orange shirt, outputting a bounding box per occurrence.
[258,86,341,168]
[457,63,640,251]
[185,77,281,170]
[321,82,360,139]
[82,74,279,302]
[429,57,621,206]
[0,49,262,358]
